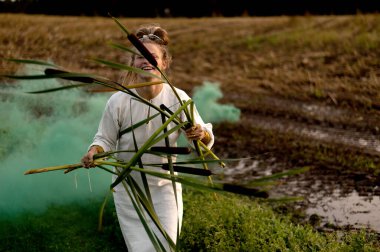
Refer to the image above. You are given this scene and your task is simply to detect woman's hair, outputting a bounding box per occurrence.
[121,24,172,86]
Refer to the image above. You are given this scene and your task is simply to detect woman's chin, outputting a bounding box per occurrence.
[138,75,152,81]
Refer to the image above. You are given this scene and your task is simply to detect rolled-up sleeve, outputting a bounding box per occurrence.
[90,100,120,152]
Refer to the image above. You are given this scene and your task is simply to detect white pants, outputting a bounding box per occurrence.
[113,181,183,252]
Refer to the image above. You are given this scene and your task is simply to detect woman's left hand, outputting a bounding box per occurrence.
[185,124,206,141]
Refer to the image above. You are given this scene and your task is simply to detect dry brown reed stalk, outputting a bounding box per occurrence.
[24,163,83,175]
[89,81,165,92]
[24,159,107,175]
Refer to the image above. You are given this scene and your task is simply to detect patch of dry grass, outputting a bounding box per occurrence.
[2,13,380,160]
[1,14,379,108]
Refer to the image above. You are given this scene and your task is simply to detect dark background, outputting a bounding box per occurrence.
[1,0,379,17]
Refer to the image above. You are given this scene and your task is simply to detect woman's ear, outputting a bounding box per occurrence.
[161,60,168,70]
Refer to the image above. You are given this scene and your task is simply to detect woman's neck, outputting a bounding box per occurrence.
[136,83,163,100]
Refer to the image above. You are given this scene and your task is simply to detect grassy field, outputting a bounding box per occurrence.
[1,13,380,251]
[1,14,379,105]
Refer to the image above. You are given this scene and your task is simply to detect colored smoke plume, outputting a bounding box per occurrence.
[0,66,240,216]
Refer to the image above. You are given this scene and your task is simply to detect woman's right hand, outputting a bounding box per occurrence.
[81,146,102,168]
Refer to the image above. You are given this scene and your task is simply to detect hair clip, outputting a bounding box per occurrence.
[140,34,164,44]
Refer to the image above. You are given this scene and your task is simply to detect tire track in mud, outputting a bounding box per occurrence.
[246,115,380,156]
[246,95,380,156]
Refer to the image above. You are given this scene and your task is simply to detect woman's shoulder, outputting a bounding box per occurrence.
[163,83,191,100]
[106,91,133,106]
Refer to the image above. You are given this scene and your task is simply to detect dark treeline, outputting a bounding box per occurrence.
[0,0,379,17]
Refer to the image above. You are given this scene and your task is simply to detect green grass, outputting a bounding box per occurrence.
[180,189,380,252]
[1,189,378,252]
[0,200,125,252]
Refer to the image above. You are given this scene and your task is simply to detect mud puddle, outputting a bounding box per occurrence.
[222,158,380,234]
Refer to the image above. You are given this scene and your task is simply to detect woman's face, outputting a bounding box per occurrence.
[134,42,166,81]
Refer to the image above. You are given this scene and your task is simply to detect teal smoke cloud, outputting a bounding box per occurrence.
[192,81,241,123]
[0,67,240,216]
[0,65,112,216]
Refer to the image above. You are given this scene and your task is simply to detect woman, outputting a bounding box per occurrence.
[81,23,214,251]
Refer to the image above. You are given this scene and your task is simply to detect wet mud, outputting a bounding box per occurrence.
[214,94,380,234]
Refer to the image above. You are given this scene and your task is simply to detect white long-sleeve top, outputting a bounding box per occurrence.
[91,83,214,188]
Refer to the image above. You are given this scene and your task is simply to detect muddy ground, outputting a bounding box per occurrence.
[1,14,380,233]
